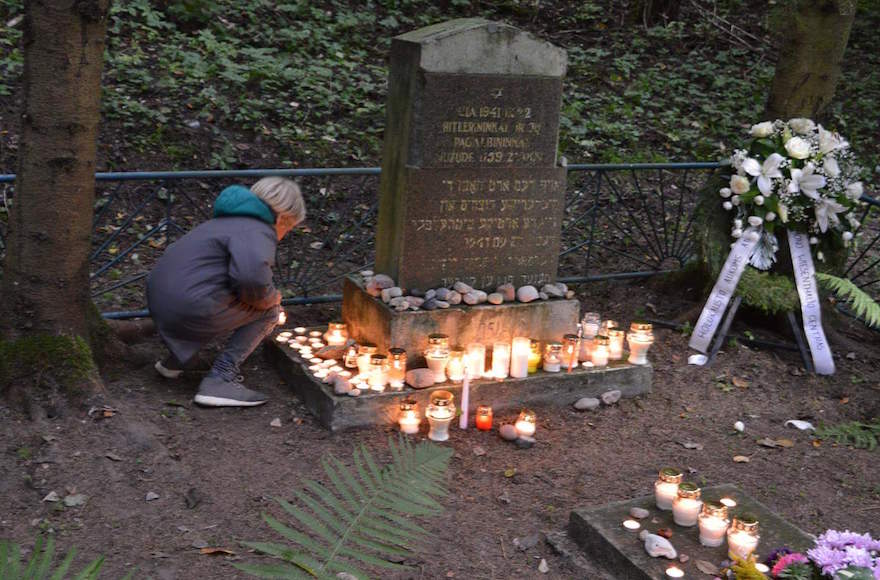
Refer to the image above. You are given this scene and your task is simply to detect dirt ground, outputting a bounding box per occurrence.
[2,285,880,579]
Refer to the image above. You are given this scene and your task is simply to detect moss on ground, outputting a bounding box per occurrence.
[0,334,97,393]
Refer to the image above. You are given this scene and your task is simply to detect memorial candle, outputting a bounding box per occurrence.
[309,330,322,338]
[356,344,377,375]
[278,310,287,325]
[324,322,348,346]
[543,342,563,372]
[425,334,450,383]
[665,566,684,578]
[607,329,625,360]
[398,399,420,435]
[672,483,702,527]
[294,327,306,335]
[492,342,510,379]
[368,354,388,391]
[655,467,683,510]
[527,340,542,373]
[514,408,537,437]
[563,333,579,371]
[510,337,531,378]
[447,347,466,382]
[698,501,730,547]
[388,348,407,390]
[591,336,609,367]
[475,405,493,431]
[344,345,358,368]
[466,343,486,378]
[426,390,455,442]
[727,516,760,560]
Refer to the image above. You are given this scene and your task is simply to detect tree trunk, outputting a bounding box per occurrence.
[1,0,111,398]
[765,0,855,121]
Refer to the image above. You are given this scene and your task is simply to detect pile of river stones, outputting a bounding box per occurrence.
[359,271,576,312]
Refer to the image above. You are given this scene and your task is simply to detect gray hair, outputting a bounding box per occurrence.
[251,177,306,223]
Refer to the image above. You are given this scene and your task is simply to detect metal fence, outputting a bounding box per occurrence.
[0,163,877,320]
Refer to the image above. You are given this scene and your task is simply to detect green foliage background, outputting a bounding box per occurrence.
[0,0,878,172]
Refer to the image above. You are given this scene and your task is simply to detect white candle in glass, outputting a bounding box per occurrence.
[514,417,536,437]
[608,330,625,360]
[275,335,290,343]
[326,331,346,346]
[728,529,759,559]
[466,343,485,378]
[399,412,420,434]
[492,342,510,379]
[672,483,702,527]
[698,503,730,547]
[510,337,530,378]
[295,335,308,344]
[654,468,683,510]
[591,342,609,367]
[309,330,322,338]
[294,327,306,335]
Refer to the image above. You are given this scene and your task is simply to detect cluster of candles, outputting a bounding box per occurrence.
[397,391,536,442]
[574,314,655,367]
[641,467,765,577]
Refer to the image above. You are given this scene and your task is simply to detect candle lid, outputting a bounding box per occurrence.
[430,390,454,406]
[517,408,536,422]
[358,343,377,354]
[594,335,610,346]
[450,346,465,355]
[476,405,492,415]
[602,320,619,329]
[563,333,579,342]
[399,398,417,411]
[630,321,653,332]
[701,501,728,519]
[389,347,406,358]
[677,482,701,499]
[328,321,346,330]
[545,341,563,350]
[369,354,387,364]
[608,329,625,338]
[731,514,759,532]
[428,333,449,343]
[658,467,683,483]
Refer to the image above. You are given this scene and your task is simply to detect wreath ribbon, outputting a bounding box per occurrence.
[689,228,835,375]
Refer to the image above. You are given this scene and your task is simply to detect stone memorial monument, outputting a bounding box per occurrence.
[268,19,652,430]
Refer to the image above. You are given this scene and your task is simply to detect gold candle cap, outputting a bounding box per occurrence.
[369,354,387,364]
[631,321,653,332]
[450,346,465,355]
[517,408,536,422]
[608,329,625,338]
[594,335,610,346]
[731,514,759,532]
[389,347,406,359]
[430,390,454,406]
[358,343,377,354]
[701,501,728,519]
[563,333,579,341]
[677,482,701,499]
[399,398,417,411]
[659,467,683,483]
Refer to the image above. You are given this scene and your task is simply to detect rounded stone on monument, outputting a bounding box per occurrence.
[435,287,451,301]
[497,283,516,302]
[406,296,425,308]
[541,283,565,298]
[453,281,474,294]
[372,274,395,289]
[405,368,435,389]
[436,300,450,309]
[381,287,403,303]
[475,290,488,303]
[488,293,504,305]
[422,298,438,311]
[425,289,436,300]
[463,292,480,305]
[499,424,518,441]
[516,285,539,303]
[539,292,549,300]
[447,290,462,304]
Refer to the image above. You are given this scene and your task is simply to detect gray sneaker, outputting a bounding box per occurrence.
[193,374,269,407]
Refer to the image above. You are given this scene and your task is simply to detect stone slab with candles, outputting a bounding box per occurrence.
[567,484,813,580]
[265,327,651,431]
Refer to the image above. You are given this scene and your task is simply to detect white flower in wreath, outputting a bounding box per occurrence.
[732,195,741,206]
[843,231,854,246]
[750,121,774,138]
[823,156,840,178]
[765,211,776,222]
[734,219,743,229]
[730,174,751,195]
[784,137,811,159]
[742,153,784,195]
[748,215,763,228]
[719,187,732,198]
[731,228,743,238]
[723,201,733,211]
[810,236,819,245]
[754,195,765,205]
[788,164,827,199]
[814,197,846,232]
[818,125,848,155]
[847,214,860,229]
[788,118,816,134]
[845,181,863,201]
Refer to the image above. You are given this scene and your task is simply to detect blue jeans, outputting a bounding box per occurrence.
[210,304,280,380]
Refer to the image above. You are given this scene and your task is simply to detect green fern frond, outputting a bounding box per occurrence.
[0,537,106,580]
[817,273,880,328]
[238,436,453,580]
[815,420,880,451]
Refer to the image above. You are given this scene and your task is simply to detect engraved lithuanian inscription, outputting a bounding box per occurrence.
[416,74,562,169]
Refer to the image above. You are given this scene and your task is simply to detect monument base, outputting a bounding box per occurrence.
[567,484,813,580]
[342,276,580,365]
[266,331,652,431]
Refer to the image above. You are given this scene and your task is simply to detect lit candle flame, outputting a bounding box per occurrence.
[720,497,737,508]
[665,565,684,578]
[278,310,287,325]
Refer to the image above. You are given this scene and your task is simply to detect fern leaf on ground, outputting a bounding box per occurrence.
[817,273,880,328]
[239,436,453,579]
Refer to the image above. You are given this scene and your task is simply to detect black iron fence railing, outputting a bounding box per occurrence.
[0,163,877,321]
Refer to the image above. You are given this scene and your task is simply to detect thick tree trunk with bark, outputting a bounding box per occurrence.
[1,0,111,401]
[765,0,855,121]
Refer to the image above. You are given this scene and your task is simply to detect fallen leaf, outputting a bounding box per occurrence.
[270,418,282,428]
[473,446,486,456]
[679,441,704,450]
[757,437,779,448]
[776,438,795,448]
[199,548,235,556]
[42,491,60,502]
[695,559,720,575]
[732,376,750,388]
[504,468,516,478]
[840,396,849,404]
[63,494,88,507]
[812,439,822,447]
[538,558,549,574]
[733,455,750,463]
[105,452,123,462]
